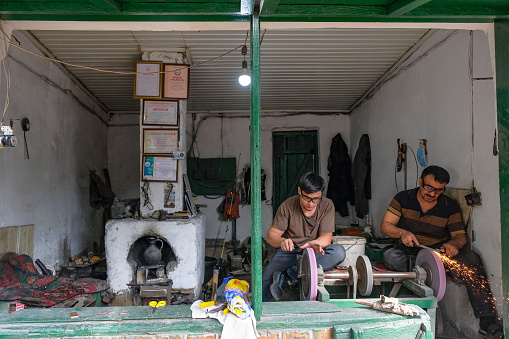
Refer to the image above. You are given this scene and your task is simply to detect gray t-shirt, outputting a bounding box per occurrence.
[272,195,335,247]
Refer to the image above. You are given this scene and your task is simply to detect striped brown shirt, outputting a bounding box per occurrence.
[387,188,465,246]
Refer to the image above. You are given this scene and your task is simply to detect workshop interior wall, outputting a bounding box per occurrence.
[185,113,350,243]
[0,31,107,268]
[350,29,502,317]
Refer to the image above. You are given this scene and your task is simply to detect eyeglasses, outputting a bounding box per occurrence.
[422,182,445,194]
[300,193,322,204]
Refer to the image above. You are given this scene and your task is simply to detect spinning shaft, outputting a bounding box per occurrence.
[298,247,446,302]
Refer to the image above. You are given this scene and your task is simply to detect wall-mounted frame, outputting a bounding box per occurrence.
[142,100,179,126]
[143,128,179,154]
[134,61,163,99]
[163,64,190,99]
[142,155,178,182]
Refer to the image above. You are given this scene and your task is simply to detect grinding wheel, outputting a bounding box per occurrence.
[299,248,318,300]
[416,248,446,301]
[356,255,373,296]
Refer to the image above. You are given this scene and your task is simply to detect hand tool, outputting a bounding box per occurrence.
[419,244,444,253]
[148,300,166,315]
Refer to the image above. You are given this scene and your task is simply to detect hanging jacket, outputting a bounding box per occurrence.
[326,133,355,217]
[352,134,372,218]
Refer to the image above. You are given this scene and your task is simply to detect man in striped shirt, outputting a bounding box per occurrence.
[381,165,466,267]
[381,165,502,338]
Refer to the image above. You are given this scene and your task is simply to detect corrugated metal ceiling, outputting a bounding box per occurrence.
[25,28,430,115]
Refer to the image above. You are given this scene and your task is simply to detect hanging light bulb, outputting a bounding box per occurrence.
[238,45,251,87]
[239,60,251,86]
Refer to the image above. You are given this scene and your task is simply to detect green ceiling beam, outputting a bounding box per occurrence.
[407,5,509,17]
[0,13,250,22]
[0,2,107,13]
[93,0,122,13]
[386,0,431,17]
[121,2,240,14]
[260,0,280,16]
[0,2,240,15]
[267,4,509,19]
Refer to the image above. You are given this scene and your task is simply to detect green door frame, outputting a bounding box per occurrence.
[495,20,509,337]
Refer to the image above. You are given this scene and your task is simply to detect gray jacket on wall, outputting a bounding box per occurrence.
[352,134,371,218]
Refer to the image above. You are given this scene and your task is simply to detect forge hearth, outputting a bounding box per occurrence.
[105,215,205,306]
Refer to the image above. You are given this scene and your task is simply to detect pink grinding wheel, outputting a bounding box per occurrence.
[301,247,318,300]
[415,248,447,301]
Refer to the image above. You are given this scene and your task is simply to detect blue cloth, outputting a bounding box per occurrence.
[262,243,345,302]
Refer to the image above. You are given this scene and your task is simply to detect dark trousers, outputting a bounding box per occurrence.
[384,244,497,318]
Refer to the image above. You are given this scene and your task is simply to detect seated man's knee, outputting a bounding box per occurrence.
[383,247,409,272]
[326,243,346,265]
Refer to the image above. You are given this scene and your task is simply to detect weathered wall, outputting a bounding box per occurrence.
[349,28,502,325]
[108,112,140,200]
[0,31,107,267]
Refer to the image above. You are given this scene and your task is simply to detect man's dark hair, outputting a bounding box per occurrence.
[421,165,450,184]
[298,172,326,193]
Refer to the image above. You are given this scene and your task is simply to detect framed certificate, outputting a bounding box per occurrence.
[142,155,178,182]
[143,129,178,154]
[134,61,163,99]
[163,64,190,99]
[142,100,179,126]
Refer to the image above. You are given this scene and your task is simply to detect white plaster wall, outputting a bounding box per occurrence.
[0,31,107,267]
[349,29,502,315]
[185,113,350,242]
[105,215,206,297]
[108,112,140,200]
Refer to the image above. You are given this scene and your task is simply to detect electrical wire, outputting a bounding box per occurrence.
[394,144,419,192]
[0,32,244,76]
[406,145,419,188]
[0,23,11,126]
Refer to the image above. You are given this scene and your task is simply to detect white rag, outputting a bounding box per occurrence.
[190,300,259,339]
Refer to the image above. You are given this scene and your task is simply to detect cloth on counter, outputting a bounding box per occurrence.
[0,254,109,307]
[191,300,259,339]
[221,309,259,339]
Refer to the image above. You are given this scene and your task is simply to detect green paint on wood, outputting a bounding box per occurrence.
[260,0,281,16]
[92,0,122,12]
[0,302,433,337]
[250,8,263,321]
[495,19,509,339]
[328,297,437,309]
[386,0,432,17]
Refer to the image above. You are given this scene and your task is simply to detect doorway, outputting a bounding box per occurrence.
[272,130,319,216]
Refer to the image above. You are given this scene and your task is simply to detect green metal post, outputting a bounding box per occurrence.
[250,6,262,320]
[495,20,509,338]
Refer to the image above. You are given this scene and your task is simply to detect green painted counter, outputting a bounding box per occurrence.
[0,301,433,338]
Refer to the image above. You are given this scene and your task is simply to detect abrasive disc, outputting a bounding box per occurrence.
[415,248,446,301]
[300,247,318,300]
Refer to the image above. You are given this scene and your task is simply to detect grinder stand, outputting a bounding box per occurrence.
[298,248,446,302]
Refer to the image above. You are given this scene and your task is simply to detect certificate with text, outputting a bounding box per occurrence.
[143,129,178,154]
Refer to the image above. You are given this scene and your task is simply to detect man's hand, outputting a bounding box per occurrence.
[441,242,459,257]
[280,238,295,252]
[400,230,420,247]
[300,240,325,255]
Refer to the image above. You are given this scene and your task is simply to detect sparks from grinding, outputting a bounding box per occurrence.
[435,251,498,316]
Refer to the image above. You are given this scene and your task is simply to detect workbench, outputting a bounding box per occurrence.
[0,301,433,338]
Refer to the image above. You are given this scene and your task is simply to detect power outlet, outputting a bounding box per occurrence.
[173,152,185,159]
